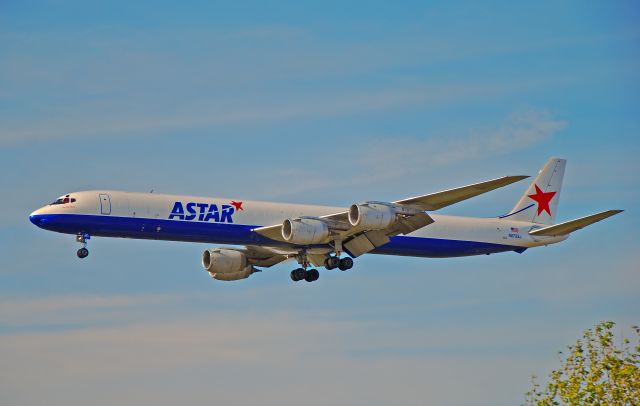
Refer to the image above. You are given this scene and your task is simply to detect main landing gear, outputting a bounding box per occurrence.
[324,240,354,271]
[290,256,354,283]
[290,268,319,282]
[290,246,355,283]
[324,256,353,271]
[76,233,90,259]
[290,250,322,283]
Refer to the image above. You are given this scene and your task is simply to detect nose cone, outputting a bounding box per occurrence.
[29,208,46,227]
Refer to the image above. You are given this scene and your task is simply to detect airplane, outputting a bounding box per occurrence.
[29,158,622,283]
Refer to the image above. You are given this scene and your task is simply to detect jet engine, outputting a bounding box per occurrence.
[348,202,396,229]
[349,201,424,230]
[202,248,256,281]
[281,217,330,244]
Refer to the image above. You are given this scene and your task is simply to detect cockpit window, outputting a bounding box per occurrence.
[50,195,76,205]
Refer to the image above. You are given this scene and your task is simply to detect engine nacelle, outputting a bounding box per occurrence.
[348,202,397,229]
[202,248,255,281]
[210,269,254,281]
[282,217,330,244]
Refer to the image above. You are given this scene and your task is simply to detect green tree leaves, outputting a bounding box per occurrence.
[525,321,640,405]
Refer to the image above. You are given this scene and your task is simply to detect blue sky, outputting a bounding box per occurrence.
[1,1,639,405]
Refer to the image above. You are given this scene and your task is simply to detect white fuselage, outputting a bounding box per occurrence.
[29,190,567,258]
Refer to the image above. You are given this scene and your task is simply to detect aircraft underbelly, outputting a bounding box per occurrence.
[34,213,520,258]
[372,236,517,258]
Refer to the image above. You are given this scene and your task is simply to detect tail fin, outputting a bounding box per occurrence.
[501,157,566,225]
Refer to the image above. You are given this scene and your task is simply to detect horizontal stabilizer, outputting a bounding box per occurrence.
[529,210,623,236]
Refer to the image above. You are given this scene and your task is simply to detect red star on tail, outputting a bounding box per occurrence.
[230,201,244,211]
[528,184,556,216]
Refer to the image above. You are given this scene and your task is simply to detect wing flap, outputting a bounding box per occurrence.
[344,230,390,257]
[529,210,623,236]
[387,212,435,236]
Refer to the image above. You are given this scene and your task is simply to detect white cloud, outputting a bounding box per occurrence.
[249,109,565,200]
[0,299,570,406]
[359,109,565,172]
[0,82,542,146]
[0,294,178,326]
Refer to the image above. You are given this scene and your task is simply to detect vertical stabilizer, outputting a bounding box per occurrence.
[502,158,566,225]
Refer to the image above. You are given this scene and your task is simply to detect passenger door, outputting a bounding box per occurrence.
[99,193,111,215]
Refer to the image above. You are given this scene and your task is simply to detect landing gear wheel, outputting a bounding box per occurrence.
[305,269,320,282]
[324,256,340,270]
[290,268,306,282]
[77,247,89,259]
[76,233,91,259]
[338,257,353,271]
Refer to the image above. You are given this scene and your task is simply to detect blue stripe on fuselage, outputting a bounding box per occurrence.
[30,213,269,246]
[371,236,516,258]
[29,213,520,258]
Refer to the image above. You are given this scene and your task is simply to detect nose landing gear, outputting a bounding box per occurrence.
[76,233,90,259]
[77,247,89,258]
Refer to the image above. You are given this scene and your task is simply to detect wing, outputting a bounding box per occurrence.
[529,210,623,236]
[393,175,529,210]
[241,245,341,268]
[254,175,528,257]
[241,245,290,267]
